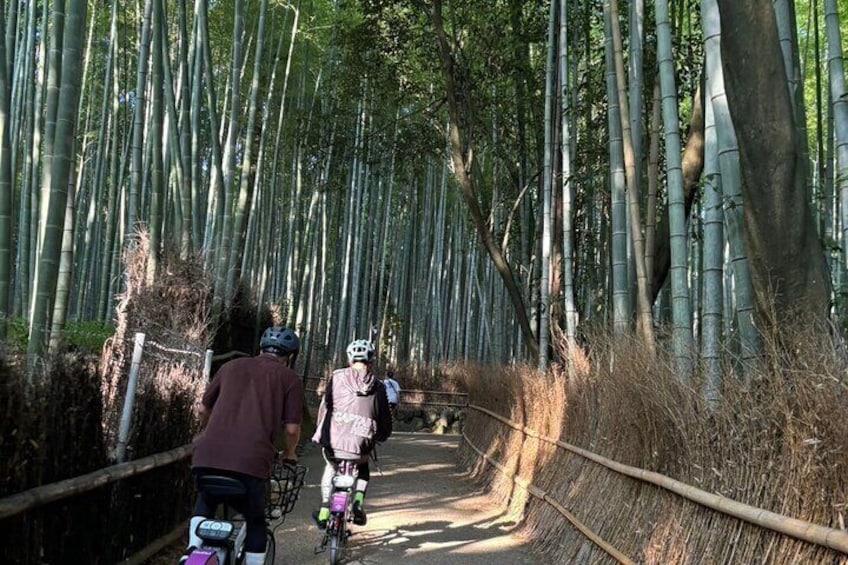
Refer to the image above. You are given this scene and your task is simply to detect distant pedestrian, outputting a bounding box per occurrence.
[384,370,401,418]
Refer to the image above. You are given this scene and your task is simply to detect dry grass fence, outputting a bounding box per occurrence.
[0,235,219,563]
[454,326,848,564]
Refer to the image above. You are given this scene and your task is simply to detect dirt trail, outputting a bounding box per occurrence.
[273,433,547,564]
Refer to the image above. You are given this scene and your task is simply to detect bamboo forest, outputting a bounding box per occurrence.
[0,0,845,373]
[2,0,848,563]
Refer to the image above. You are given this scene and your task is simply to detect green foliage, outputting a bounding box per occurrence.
[6,317,27,347]
[797,0,848,158]
[3,318,115,353]
[64,320,116,352]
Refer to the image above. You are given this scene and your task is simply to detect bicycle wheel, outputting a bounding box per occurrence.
[327,514,347,565]
[328,528,343,565]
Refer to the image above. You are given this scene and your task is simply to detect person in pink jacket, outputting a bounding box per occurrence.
[311,339,392,528]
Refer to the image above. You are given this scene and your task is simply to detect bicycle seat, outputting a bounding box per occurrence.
[196,474,248,498]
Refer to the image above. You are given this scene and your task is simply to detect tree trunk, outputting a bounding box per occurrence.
[559,0,578,346]
[608,0,655,348]
[823,0,848,274]
[656,0,693,376]
[539,0,557,368]
[0,4,12,339]
[649,80,705,301]
[128,0,153,241]
[603,5,630,336]
[716,0,831,326]
[429,0,538,360]
[703,0,760,371]
[216,0,245,309]
[701,75,723,401]
[28,0,87,367]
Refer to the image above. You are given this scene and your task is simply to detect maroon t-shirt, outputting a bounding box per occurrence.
[191,353,303,479]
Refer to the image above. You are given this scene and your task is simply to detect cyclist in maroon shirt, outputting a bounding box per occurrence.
[182,326,303,565]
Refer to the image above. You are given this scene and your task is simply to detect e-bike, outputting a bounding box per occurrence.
[184,461,307,564]
[314,460,359,565]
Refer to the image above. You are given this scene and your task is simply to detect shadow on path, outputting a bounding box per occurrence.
[274,433,546,564]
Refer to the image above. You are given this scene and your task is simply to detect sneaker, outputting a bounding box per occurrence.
[352,502,367,526]
[312,509,328,529]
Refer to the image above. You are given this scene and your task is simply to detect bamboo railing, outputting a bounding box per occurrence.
[0,444,191,520]
[462,430,637,564]
[304,375,469,408]
[466,403,848,555]
[5,398,845,561]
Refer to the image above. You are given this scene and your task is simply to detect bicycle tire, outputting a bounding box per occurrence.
[328,528,343,565]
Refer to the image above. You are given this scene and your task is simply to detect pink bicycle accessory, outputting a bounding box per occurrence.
[185,549,219,564]
[330,492,348,513]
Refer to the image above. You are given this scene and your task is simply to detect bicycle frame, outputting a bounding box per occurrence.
[316,459,359,565]
[185,475,248,565]
[185,463,307,565]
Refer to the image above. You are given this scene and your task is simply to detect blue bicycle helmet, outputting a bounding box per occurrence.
[260,326,300,355]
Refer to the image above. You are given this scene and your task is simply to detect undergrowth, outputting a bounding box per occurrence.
[455,324,848,564]
[5,317,115,354]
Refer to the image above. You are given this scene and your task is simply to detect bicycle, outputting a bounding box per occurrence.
[314,459,359,565]
[183,460,307,565]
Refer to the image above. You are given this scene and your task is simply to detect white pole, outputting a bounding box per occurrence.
[115,333,146,463]
[203,349,213,380]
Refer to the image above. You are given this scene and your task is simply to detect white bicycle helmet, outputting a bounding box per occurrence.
[346,339,375,364]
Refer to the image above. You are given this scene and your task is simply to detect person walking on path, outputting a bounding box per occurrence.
[311,338,392,528]
[183,326,303,565]
[383,369,401,418]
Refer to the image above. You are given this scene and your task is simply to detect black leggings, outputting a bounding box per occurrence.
[192,468,268,553]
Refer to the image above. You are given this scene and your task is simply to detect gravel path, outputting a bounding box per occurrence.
[271,433,546,564]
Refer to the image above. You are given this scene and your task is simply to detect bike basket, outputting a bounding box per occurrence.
[267,463,307,519]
